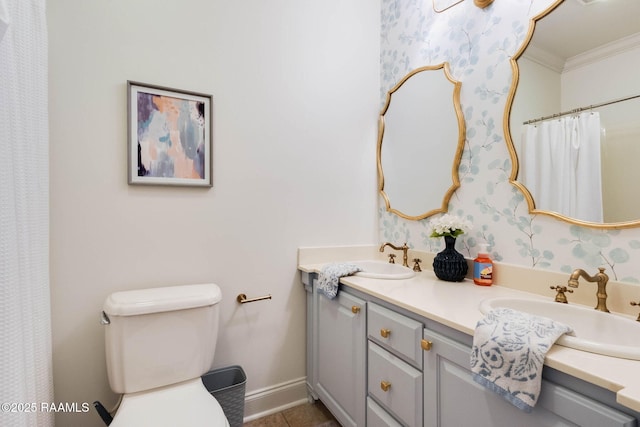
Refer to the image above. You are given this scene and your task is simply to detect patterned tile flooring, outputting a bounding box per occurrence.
[243,401,340,427]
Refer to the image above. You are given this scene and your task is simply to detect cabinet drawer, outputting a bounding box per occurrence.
[367,397,403,427]
[368,302,423,368]
[368,341,422,427]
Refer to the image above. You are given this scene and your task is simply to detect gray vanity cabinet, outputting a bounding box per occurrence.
[302,271,638,427]
[423,328,636,427]
[314,282,366,427]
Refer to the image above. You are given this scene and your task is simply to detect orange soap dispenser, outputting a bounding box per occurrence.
[473,244,493,286]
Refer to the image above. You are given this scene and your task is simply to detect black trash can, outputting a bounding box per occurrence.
[202,365,247,427]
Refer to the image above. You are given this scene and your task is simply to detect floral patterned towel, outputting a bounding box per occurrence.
[317,263,362,299]
[470,307,574,412]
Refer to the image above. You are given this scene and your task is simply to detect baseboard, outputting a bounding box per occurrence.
[242,377,309,422]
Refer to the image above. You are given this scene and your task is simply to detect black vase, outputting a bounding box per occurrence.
[433,235,468,282]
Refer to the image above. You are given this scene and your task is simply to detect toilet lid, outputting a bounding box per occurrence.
[109,378,230,427]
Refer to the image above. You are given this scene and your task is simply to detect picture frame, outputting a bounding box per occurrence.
[127,81,213,187]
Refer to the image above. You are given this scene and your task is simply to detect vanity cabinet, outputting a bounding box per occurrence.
[305,273,366,427]
[423,328,636,427]
[302,271,638,427]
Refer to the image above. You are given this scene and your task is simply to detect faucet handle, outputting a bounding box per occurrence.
[387,253,396,264]
[412,258,422,272]
[630,301,640,321]
[550,285,573,304]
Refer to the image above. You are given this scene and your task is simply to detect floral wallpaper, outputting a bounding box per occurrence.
[378,0,640,284]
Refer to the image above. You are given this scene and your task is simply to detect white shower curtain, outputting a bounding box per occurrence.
[0,1,54,426]
[520,112,603,223]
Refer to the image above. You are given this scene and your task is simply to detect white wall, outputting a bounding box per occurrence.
[562,44,640,110]
[48,1,379,425]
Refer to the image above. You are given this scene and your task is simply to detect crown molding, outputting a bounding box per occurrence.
[522,32,640,74]
[564,32,640,72]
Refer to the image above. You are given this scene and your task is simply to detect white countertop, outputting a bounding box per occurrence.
[299,258,640,413]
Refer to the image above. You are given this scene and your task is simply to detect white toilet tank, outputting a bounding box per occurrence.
[103,283,222,394]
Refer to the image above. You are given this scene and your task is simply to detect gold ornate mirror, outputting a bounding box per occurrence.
[378,63,465,220]
[506,0,640,229]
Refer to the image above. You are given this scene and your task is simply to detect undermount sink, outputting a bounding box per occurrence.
[351,260,415,280]
[479,297,640,360]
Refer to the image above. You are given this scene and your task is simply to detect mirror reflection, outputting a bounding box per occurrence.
[378,63,465,220]
[508,0,640,227]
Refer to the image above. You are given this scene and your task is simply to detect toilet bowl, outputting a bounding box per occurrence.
[102,283,229,426]
[108,379,228,427]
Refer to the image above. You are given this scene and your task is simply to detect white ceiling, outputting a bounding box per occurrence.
[530,0,640,62]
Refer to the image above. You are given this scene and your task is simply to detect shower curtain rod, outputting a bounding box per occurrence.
[523,93,640,125]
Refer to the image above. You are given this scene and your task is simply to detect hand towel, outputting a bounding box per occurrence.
[470,307,574,412]
[317,263,362,299]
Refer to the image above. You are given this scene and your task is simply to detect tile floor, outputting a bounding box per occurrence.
[243,401,340,427]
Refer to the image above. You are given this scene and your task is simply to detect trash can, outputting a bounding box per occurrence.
[202,365,247,427]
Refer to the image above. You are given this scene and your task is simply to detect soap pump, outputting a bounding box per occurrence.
[473,244,493,286]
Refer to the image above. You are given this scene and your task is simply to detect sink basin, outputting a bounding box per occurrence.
[479,297,640,360]
[351,260,415,280]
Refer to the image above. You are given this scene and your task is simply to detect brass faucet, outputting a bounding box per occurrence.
[380,242,409,267]
[567,267,609,312]
[550,285,573,304]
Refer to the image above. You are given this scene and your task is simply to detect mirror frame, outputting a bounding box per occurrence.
[504,0,640,230]
[378,62,466,221]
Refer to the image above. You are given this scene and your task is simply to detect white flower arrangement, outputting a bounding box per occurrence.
[429,214,472,238]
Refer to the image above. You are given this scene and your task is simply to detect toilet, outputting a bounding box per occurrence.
[101,283,230,426]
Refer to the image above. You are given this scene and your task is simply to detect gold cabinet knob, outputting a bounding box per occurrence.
[380,381,391,392]
[380,328,391,338]
[421,339,433,351]
[351,306,361,314]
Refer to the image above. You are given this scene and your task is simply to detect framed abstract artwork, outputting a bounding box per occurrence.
[127,81,213,187]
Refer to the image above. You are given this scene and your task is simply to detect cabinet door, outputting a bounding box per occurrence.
[316,291,366,427]
[423,329,636,427]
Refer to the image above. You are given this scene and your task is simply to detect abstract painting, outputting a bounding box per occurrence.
[128,81,212,186]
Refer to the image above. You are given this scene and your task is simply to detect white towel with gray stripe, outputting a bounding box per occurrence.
[470,307,574,412]
[317,263,362,299]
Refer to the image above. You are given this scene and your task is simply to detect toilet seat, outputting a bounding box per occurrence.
[109,378,230,427]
